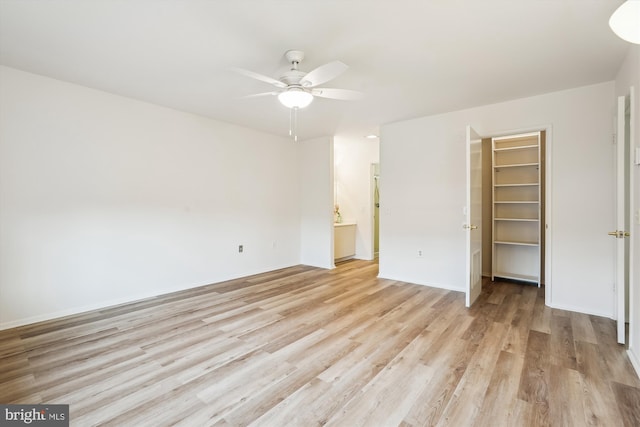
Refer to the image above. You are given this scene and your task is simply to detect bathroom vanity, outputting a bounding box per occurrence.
[334,222,356,261]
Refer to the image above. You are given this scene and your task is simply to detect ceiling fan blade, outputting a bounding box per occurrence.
[241,91,279,99]
[300,61,348,87]
[311,88,363,100]
[232,67,287,88]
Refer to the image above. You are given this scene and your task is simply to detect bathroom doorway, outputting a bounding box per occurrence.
[372,163,380,258]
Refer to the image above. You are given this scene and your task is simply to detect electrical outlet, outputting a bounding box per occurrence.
[238,245,243,253]
[417,249,423,258]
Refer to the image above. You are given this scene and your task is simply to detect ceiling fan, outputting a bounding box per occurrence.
[235,50,362,108]
[234,50,362,140]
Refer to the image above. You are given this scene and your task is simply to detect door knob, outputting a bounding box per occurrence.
[608,230,630,238]
[463,224,478,230]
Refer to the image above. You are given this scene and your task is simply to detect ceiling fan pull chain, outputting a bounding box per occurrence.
[293,107,298,142]
[289,107,293,137]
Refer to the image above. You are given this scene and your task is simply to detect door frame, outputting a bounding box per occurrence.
[481,124,553,305]
[615,88,636,345]
[466,126,483,307]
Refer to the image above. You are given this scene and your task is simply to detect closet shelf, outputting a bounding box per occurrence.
[491,131,542,286]
[494,183,538,187]
[493,144,539,152]
[494,162,539,169]
[494,240,539,246]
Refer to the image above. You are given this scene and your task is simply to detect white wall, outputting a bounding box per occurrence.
[0,66,301,329]
[380,81,616,317]
[299,136,334,269]
[334,136,380,260]
[615,44,640,375]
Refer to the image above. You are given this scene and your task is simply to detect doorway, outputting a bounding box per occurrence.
[372,163,380,258]
[480,130,548,288]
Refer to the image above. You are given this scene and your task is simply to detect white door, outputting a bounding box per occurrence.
[613,95,629,344]
[466,126,482,307]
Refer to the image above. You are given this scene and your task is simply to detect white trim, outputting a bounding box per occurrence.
[0,263,298,331]
[544,126,553,306]
[627,85,636,354]
[1,294,160,330]
[628,348,640,379]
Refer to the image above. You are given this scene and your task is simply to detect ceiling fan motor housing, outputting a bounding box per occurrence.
[280,69,306,86]
[281,50,307,86]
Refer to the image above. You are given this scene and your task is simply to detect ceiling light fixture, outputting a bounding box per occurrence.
[278,87,314,109]
[609,0,640,44]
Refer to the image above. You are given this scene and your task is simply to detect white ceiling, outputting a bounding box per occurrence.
[0,0,631,140]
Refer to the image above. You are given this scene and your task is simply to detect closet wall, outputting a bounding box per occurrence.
[380,81,615,317]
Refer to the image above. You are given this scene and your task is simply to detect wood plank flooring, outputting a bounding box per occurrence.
[1,259,639,426]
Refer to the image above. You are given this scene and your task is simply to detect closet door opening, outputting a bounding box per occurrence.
[482,130,547,287]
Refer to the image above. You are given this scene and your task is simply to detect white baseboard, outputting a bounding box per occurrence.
[0,262,299,331]
[628,347,640,380]
[0,291,165,330]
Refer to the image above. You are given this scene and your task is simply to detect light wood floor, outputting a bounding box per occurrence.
[1,259,639,426]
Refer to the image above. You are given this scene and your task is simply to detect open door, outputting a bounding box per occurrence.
[612,94,631,345]
[465,126,482,307]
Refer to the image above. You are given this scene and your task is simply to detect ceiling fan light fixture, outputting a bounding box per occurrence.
[609,0,640,44]
[278,88,314,109]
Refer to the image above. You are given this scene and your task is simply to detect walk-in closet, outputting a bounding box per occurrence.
[482,131,546,286]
